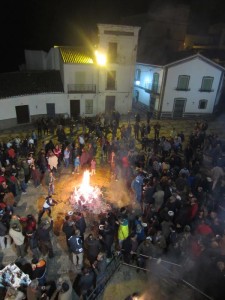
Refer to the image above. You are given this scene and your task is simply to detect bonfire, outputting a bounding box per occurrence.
[69,170,111,214]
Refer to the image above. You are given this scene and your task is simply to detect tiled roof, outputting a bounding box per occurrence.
[0,71,64,99]
[58,47,94,64]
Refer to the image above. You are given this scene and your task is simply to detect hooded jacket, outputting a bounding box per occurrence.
[118,219,129,241]
[9,227,25,245]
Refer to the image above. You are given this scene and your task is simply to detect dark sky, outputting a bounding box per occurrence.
[1,0,225,72]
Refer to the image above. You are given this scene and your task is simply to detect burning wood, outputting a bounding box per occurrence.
[69,170,111,214]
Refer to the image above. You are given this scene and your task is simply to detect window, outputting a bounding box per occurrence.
[152,72,159,92]
[106,71,116,90]
[200,76,214,92]
[108,42,117,63]
[85,99,93,114]
[135,69,141,81]
[176,75,190,91]
[198,99,208,109]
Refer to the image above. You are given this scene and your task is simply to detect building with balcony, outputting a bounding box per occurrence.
[0,24,140,129]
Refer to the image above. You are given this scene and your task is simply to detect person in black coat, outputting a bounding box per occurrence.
[37,219,54,258]
[31,257,47,286]
[75,212,86,242]
[62,215,75,251]
[85,233,102,265]
[98,220,115,261]
[26,230,40,260]
[68,229,84,269]
[0,216,8,250]
[122,232,138,264]
[76,267,95,299]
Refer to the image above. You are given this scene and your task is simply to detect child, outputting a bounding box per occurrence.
[90,158,96,176]
[72,156,80,174]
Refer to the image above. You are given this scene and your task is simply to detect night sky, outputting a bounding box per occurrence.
[1,0,225,73]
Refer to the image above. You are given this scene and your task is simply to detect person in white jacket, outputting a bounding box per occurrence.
[9,224,25,257]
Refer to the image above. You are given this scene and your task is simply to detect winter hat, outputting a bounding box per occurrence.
[168,211,174,217]
[61,282,69,293]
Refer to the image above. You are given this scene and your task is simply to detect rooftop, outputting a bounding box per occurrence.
[0,70,64,99]
[58,46,94,64]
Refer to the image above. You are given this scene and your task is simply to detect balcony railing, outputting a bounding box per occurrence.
[68,84,96,93]
[134,82,161,94]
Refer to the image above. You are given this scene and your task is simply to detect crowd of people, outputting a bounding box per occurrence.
[0,112,225,299]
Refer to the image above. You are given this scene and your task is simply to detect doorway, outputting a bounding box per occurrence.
[70,100,80,119]
[173,98,186,118]
[15,105,30,124]
[149,96,156,113]
[105,96,115,114]
[46,103,55,118]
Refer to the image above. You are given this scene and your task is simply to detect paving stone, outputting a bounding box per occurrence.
[0,114,224,298]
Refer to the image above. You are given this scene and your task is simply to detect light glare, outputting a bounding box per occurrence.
[95,50,107,66]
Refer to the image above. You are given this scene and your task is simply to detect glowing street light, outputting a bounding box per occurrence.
[95,50,107,66]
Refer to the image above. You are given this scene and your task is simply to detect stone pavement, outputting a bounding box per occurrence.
[0,114,224,299]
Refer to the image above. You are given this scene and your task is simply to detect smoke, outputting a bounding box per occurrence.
[108,180,133,208]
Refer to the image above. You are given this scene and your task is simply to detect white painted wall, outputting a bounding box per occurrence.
[0,93,66,120]
[25,48,61,71]
[25,50,47,70]
[63,64,96,93]
[134,63,164,106]
[161,57,222,113]
[97,24,140,114]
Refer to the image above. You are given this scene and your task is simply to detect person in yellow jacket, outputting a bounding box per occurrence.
[117,217,129,249]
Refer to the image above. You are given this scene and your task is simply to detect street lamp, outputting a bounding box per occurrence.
[95,50,107,66]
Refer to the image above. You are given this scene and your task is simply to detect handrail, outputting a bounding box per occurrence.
[87,250,214,300]
[87,254,122,300]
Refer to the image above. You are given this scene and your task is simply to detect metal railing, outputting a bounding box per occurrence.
[87,251,214,300]
[68,84,96,93]
[134,83,161,94]
[87,254,121,300]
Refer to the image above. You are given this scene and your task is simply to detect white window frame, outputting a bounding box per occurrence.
[177,75,190,91]
[200,76,214,92]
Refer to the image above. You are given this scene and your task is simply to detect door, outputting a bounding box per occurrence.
[15,105,30,124]
[152,73,159,92]
[70,100,80,119]
[105,96,115,114]
[46,103,55,118]
[149,96,156,113]
[173,98,186,118]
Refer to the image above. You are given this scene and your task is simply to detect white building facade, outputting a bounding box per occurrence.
[62,24,141,117]
[134,54,225,119]
[0,24,140,129]
[133,63,164,115]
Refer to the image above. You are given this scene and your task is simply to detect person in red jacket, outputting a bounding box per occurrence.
[20,214,37,233]
[195,219,213,236]
[188,196,199,221]
[7,146,16,164]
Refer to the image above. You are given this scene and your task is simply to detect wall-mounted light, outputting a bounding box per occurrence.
[95,50,107,66]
